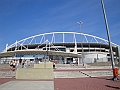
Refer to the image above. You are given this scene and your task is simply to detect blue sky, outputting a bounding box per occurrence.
[0,0,120,52]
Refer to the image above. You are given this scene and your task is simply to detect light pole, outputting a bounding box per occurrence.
[77,21,84,66]
[101,0,119,81]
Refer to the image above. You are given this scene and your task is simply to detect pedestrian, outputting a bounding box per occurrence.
[12,60,16,71]
[19,59,22,65]
[22,60,26,68]
[15,60,19,68]
[53,62,55,69]
[9,61,13,70]
[82,62,84,67]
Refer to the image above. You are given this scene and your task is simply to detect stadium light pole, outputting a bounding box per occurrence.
[101,0,119,81]
[77,21,84,66]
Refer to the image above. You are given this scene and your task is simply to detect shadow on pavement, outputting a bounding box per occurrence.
[105,85,120,89]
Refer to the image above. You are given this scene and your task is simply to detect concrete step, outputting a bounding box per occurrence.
[80,71,113,77]
[0,71,16,78]
[54,71,88,78]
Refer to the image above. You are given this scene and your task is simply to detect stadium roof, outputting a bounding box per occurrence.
[0,49,81,58]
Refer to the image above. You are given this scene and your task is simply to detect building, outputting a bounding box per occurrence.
[0,32,119,64]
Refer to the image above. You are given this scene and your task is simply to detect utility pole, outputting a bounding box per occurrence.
[101,0,119,81]
[77,21,84,66]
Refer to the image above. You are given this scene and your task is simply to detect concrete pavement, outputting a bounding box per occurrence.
[0,81,54,90]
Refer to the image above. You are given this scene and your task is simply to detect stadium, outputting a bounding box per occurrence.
[0,32,120,65]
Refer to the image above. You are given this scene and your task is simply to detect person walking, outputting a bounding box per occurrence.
[15,60,19,68]
[22,60,26,68]
[12,60,16,71]
[9,61,13,70]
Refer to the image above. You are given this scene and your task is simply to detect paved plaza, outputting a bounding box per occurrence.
[0,64,120,90]
[0,81,54,90]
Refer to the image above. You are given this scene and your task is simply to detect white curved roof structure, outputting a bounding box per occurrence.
[5,32,119,51]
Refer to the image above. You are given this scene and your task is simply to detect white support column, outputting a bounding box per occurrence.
[63,33,64,43]
[6,44,8,52]
[79,57,82,64]
[40,35,44,44]
[78,58,80,65]
[49,42,50,51]
[15,40,17,51]
[64,57,67,64]
[74,33,77,54]
[51,33,55,43]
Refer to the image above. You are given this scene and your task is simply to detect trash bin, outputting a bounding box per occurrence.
[113,68,119,77]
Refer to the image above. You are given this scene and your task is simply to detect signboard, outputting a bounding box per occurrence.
[16,55,24,57]
[15,54,44,59]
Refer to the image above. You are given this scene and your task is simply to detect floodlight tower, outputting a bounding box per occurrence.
[77,21,84,66]
[101,0,119,81]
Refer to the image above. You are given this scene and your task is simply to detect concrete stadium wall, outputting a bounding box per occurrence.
[84,53,108,63]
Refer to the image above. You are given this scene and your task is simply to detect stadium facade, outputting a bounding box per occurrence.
[0,32,120,64]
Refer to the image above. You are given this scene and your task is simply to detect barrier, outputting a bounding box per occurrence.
[16,68,54,80]
[34,62,53,68]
